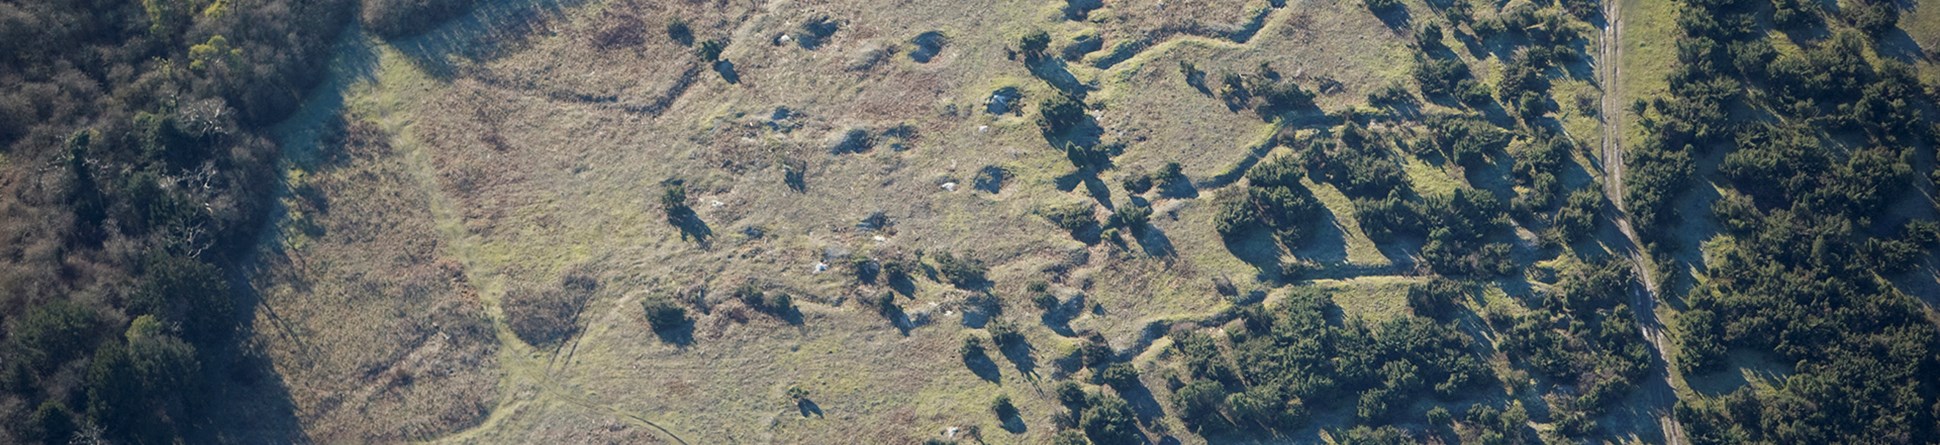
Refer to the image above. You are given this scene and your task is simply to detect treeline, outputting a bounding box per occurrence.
[1620,0,1940,441]
[0,0,444,443]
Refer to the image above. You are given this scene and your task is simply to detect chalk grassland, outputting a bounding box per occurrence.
[252,117,500,443]
[251,0,1619,441]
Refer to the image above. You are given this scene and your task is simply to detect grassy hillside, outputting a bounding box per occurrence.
[4,0,1937,443]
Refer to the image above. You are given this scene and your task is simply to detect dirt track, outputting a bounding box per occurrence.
[1597,0,1687,442]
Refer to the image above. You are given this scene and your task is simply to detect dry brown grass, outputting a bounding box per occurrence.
[256,0,1534,441]
[251,120,500,443]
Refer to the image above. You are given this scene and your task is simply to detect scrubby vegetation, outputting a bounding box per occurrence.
[1166,289,1490,432]
[0,0,368,442]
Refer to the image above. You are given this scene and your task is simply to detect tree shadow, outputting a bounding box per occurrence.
[1286,207,1353,266]
[1041,294,1085,336]
[1115,378,1169,425]
[1055,168,1117,210]
[999,339,1040,380]
[390,0,576,81]
[965,352,1004,383]
[1372,6,1412,30]
[1063,0,1103,20]
[961,306,994,328]
[192,273,311,443]
[777,305,805,326]
[1132,225,1176,258]
[882,304,914,336]
[668,208,713,247]
[1029,58,1091,100]
[713,60,740,84]
[797,398,825,418]
[1184,70,1212,96]
[1000,414,1029,434]
[1223,229,1285,283]
[792,16,840,50]
[973,165,1009,193]
[652,323,694,346]
[1157,177,1199,199]
[887,273,917,297]
[910,31,948,63]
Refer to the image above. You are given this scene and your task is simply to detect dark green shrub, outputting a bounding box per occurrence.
[1406,278,1464,319]
[696,39,726,62]
[1214,188,1262,238]
[666,18,694,45]
[1172,380,1227,427]
[988,320,1024,347]
[1121,170,1153,194]
[1037,93,1086,136]
[132,254,232,344]
[9,300,102,373]
[642,297,689,333]
[850,256,879,283]
[992,394,1018,418]
[1555,187,1602,242]
[1033,293,1060,312]
[1055,381,1089,411]
[1246,155,1305,188]
[961,335,987,359]
[25,400,75,444]
[1154,162,1184,187]
[933,252,988,289]
[1254,80,1315,116]
[1093,362,1141,392]
[660,179,689,215]
[737,284,794,316]
[1019,30,1051,59]
[881,260,910,283]
[1080,392,1142,445]
[1039,202,1096,233]
[1108,201,1152,233]
[872,292,899,317]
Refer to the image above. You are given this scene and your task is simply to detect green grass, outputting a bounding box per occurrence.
[1314,275,1425,321]
[1303,177,1392,267]
[1619,0,1679,138]
[1404,156,1466,197]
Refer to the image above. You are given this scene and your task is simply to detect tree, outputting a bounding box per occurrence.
[1055,381,1089,411]
[695,39,726,62]
[133,254,235,344]
[1172,380,1227,427]
[1214,188,1261,238]
[1108,201,1152,234]
[25,400,75,444]
[666,18,693,45]
[991,394,1018,419]
[1081,392,1142,445]
[642,297,689,333]
[960,336,986,360]
[9,300,103,373]
[1019,30,1050,60]
[660,179,690,224]
[1037,93,1086,137]
[933,252,988,289]
[1406,278,1463,319]
[1093,362,1141,392]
